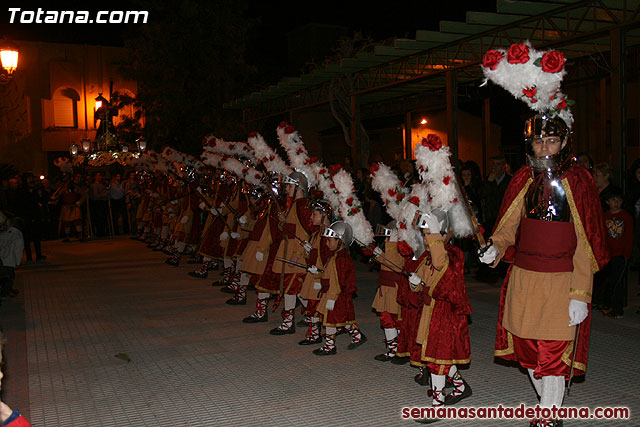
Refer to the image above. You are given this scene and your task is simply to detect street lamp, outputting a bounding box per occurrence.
[95,93,107,111]
[69,143,79,156]
[81,137,92,153]
[136,137,147,152]
[0,41,19,84]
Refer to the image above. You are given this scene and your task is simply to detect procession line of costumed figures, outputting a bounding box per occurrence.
[55,44,609,426]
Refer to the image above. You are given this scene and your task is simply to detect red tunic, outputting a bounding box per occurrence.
[318,247,357,327]
[414,244,471,369]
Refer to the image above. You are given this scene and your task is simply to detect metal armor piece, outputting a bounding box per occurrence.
[323,221,354,246]
[524,160,575,222]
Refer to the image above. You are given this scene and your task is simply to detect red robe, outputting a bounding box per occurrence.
[493,164,610,376]
[319,247,357,326]
[415,244,471,368]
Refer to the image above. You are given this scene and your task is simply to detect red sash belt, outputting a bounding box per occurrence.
[378,270,401,287]
[514,217,576,272]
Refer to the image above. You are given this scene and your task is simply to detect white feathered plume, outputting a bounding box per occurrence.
[310,162,341,214]
[481,41,573,128]
[369,162,408,222]
[397,183,430,255]
[332,169,374,247]
[276,122,316,188]
[247,132,291,176]
[415,135,473,238]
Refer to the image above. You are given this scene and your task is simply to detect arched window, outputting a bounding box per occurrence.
[52,88,79,128]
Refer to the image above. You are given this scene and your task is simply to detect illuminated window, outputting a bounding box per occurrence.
[53,88,79,128]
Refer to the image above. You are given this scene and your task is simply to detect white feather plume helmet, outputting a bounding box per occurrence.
[332,168,374,247]
[276,122,317,188]
[369,162,409,223]
[397,183,430,254]
[481,41,574,129]
[414,134,474,238]
[247,132,291,176]
[310,162,341,214]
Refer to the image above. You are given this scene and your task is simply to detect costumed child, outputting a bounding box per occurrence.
[312,221,365,355]
[297,200,332,345]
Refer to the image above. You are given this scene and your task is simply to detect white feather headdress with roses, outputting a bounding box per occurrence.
[415,134,474,238]
[481,41,573,128]
[332,169,374,247]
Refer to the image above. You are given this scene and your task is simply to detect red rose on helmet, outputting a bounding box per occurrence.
[351,207,358,214]
[329,164,342,176]
[310,157,319,163]
[556,98,568,110]
[255,174,260,179]
[482,49,504,70]
[422,134,443,151]
[399,222,407,229]
[242,169,248,175]
[248,131,257,138]
[278,121,288,129]
[506,43,530,64]
[284,125,295,134]
[319,168,327,175]
[443,176,451,185]
[409,196,420,206]
[522,87,537,98]
[388,188,397,198]
[369,163,380,174]
[396,193,405,201]
[346,197,353,206]
[540,51,565,73]
[269,155,275,161]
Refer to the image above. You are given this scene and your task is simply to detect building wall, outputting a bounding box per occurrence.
[0,40,136,176]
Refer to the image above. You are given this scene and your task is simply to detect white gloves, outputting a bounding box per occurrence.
[230,232,241,240]
[180,215,189,224]
[373,246,383,257]
[307,265,319,275]
[198,202,206,210]
[209,208,219,216]
[256,251,264,262]
[196,186,203,194]
[326,299,335,311]
[568,299,588,327]
[220,232,229,241]
[478,245,499,264]
[423,213,441,234]
[303,241,313,254]
[239,215,248,226]
[170,200,178,205]
[313,281,322,290]
[408,273,422,290]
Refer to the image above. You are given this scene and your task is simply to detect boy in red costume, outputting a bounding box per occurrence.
[407,210,472,408]
[312,221,366,355]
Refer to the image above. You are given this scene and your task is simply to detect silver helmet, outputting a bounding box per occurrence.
[282,170,309,195]
[414,209,449,234]
[524,113,572,172]
[309,200,332,216]
[323,221,354,246]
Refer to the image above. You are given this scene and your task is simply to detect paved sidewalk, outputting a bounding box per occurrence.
[1,237,639,426]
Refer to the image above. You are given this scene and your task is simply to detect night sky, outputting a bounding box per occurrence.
[1,1,497,86]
